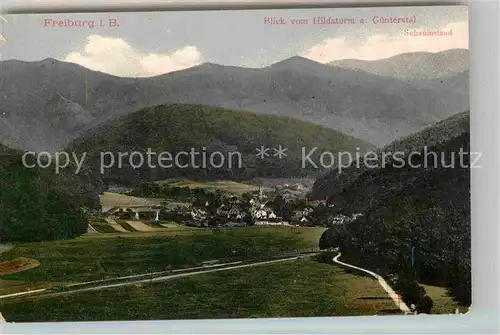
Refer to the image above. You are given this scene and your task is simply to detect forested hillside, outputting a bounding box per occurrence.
[312,111,469,200]
[67,103,372,185]
[319,131,471,306]
[0,144,99,243]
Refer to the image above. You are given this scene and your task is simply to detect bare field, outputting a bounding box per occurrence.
[100,192,163,212]
[0,258,40,276]
[157,179,271,196]
[125,221,160,232]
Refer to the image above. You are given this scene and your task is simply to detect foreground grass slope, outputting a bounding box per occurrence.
[1,259,398,322]
[1,227,325,285]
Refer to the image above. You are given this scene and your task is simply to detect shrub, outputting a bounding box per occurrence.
[417,295,434,314]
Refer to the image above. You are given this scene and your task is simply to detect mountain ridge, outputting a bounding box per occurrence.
[66,103,373,184]
[311,110,470,200]
[0,50,469,151]
[328,48,469,80]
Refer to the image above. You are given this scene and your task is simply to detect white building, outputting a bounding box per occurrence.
[254,209,268,219]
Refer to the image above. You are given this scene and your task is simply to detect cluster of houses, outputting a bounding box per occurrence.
[105,184,333,228]
[186,190,333,228]
[185,193,295,228]
[104,201,362,229]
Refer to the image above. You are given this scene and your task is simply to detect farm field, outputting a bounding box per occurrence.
[0,258,40,276]
[0,258,398,322]
[0,227,325,295]
[99,192,164,212]
[89,217,199,234]
[125,221,158,232]
[82,225,211,239]
[157,179,272,196]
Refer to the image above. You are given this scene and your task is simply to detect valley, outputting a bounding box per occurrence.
[0,42,471,322]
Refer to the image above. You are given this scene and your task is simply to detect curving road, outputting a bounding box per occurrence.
[332,252,411,314]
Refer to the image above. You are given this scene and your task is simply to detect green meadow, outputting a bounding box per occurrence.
[1,258,399,322]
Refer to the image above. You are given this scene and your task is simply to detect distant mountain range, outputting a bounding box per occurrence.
[328,49,469,80]
[0,49,469,151]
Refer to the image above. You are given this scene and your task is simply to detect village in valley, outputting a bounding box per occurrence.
[98,181,361,232]
[0,6,471,323]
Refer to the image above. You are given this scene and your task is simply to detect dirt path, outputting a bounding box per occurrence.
[332,253,411,314]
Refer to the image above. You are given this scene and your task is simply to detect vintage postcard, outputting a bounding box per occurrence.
[0,5,470,322]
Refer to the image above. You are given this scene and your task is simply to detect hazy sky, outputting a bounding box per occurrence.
[0,4,468,77]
